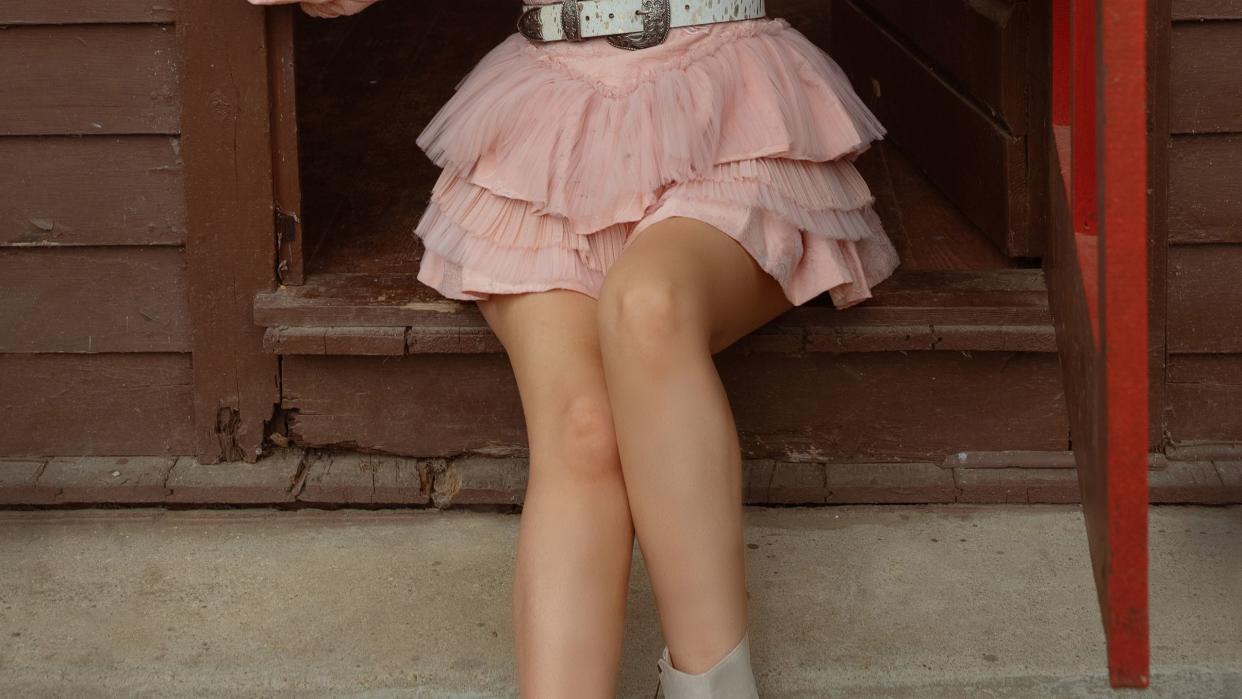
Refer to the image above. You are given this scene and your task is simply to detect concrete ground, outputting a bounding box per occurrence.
[0,505,1238,698]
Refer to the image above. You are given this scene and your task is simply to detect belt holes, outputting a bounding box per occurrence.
[608,12,614,17]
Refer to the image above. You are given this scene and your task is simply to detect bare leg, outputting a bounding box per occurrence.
[595,216,794,674]
[476,289,636,698]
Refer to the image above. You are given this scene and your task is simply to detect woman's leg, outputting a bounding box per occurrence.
[596,216,794,674]
[476,289,636,698]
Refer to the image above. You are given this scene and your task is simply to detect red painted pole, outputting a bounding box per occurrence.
[1097,0,1151,687]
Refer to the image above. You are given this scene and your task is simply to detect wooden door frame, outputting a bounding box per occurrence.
[177,0,281,463]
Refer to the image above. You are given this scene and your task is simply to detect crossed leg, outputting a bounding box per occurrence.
[476,289,635,698]
[597,215,795,674]
[474,214,793,696]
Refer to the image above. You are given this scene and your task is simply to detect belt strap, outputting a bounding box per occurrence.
[518,0,766,43]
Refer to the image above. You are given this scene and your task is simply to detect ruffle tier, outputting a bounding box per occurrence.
[412,15,901,309]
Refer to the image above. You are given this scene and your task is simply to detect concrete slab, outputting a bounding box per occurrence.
[0,504,1238,698]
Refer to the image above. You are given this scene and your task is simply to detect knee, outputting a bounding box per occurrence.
[549,393,622,483]
[597,276,703,359]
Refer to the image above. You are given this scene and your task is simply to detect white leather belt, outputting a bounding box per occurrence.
[517,0,767,50]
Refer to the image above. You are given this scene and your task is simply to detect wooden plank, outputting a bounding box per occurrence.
[263,326,408,356]
[254,269,1051,329]
[261,321,1056,356]
[1173,0,1242,19]
[267,5,304,285]
[854,0,1030,132]
[1167,244,1242,353]
[1147,0,1173,451]
[0,1,174,24]
[832,0,1030,257]
[1096,0,1153,680]
[0,24,179,136]
[1167,354,1242,443]
[0,247,191,353]
[0,136,185,247]
[1170,21,1242,133]
[854,142,1025,269]
[0,353,195,456]
[283,355,528,457]
[178,0,280,464]
[1168,134,1242,244]
[282,350,1067,460]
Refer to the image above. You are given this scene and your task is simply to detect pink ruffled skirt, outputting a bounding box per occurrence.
[413,11,901,309]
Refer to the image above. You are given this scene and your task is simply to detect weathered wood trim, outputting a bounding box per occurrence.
[0,136,185,247]
[266,5,305,286]
[0,24,180,136]
[264,326,407,356]
[177,0,280,463]
[252,269,1056,355]
[253,269,1052,329]
[0,1,174,25]
[1172,0,1242,20]
[1149,0,1171,451]
[262,321,1057,356]
[1169,20,1242,133]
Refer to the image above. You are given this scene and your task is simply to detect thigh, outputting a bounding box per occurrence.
[601,216,794,354]
[475,289,617,458]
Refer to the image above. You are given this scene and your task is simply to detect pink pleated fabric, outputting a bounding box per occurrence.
[413,6,902,309]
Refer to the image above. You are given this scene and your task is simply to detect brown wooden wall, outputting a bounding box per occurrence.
[829,0,1046,259]
[0,4,195,455]
[1163,1,1242,444]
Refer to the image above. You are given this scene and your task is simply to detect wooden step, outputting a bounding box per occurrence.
[253,268,1055,356]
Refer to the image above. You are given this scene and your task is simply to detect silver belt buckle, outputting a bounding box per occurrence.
[517,0,672,50]
[606,0,671,50]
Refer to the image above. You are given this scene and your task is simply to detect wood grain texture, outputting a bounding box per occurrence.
[1167,244,1242,353]
[0,136,185,246]
[282,351,1067,460]
[1168,134,1242,243]
[855,0,1030,132]
[1172,0,1242,19]
[0,353,195,456]
[0,24,179,135]
[267,5,304,285]
[177,0,280,463]
[832,0,1030,257]
[1166,354,1242,442]
[0,1,174,24]
[0,247,191,353]
[1170,21,1242,133]
[853,142,1025,269]
[253,269,1054,350]
[283,354,529,457]
[1148,0,1171,451]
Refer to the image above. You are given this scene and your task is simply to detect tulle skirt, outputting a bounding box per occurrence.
[412,12,901,309]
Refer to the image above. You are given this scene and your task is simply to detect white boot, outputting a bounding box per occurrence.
[655,630,760,698]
